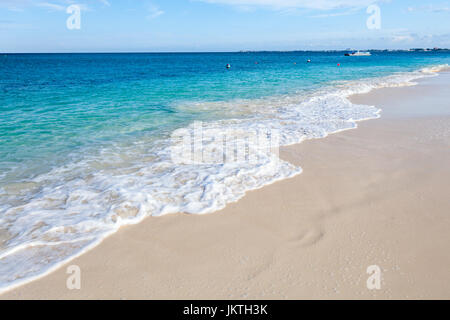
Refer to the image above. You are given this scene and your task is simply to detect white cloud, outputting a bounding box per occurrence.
[36,2,65,11]
[432,7,450,12]
[147,4,164,19]
[0,0,105,12]
[197,0,381,10]
[311,8,358,18]
[407,5,450,13]
[98,0,111,6]
[391,34,414,43]
[0,20,34,30]
[0,0,30,11]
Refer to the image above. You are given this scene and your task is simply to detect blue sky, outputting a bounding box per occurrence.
[1,0,449,52]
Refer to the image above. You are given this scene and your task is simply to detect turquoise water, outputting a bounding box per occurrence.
[0,51,449,291]
[1,52,449,182]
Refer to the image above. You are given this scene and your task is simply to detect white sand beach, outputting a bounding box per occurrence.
[2,72,450,300]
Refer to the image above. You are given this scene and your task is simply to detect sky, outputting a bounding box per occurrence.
[0,0,449,52]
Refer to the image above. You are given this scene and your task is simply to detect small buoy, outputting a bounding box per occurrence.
[293,62,297,65]
[226,64,231,69]
[307,59,311,63]
[337,63,341,67]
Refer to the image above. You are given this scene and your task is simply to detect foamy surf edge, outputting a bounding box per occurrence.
[0,64,448,294]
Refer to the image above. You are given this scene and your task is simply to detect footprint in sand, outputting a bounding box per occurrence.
[289,227,324,247]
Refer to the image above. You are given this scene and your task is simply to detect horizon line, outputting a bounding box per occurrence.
[2,48,448,55]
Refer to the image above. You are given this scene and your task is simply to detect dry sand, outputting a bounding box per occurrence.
[2,72,450,300]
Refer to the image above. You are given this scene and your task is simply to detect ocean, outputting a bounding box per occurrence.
[0,51,449,292]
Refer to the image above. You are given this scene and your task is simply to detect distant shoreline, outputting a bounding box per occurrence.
[2,49,449,55]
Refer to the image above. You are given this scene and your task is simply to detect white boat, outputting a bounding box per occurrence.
[345,51,371,56]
